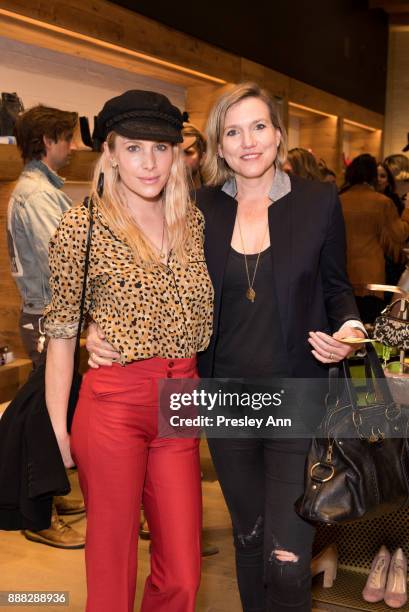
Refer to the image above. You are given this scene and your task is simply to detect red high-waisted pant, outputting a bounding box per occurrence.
[70,356,201,612]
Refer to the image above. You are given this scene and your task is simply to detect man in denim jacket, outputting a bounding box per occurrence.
[7,104,85,549]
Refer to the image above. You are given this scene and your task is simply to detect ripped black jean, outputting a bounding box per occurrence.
[208,437,315,612]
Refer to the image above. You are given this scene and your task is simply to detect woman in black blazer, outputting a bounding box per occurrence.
[196,83,364,612]
[87,83,365,611]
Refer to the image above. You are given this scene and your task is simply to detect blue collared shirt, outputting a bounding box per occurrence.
[7,160,72,313]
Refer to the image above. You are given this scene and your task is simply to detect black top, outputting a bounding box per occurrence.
[214,247,289,379]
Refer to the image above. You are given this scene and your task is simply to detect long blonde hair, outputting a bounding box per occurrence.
[202,82,288,186]
[90,132,192,265]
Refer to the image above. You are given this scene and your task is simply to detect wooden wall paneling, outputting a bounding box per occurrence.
[0,147,100,183]
[185,83,225,133]
[0,1,240,84]
[298,114,339,172]
[0,182,25,358]
[343,120,383,160]
[289,78,384,131]
[1,4,384,134]
[0,144,23,182]
[61,151,99,182]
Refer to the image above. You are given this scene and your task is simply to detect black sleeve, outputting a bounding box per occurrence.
[321,184,361,331]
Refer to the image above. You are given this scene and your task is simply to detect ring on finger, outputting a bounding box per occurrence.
[328,352,335,360]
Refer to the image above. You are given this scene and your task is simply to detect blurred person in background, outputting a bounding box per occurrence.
[377,161,406,288]
[318,159,337,184]
[377,162,404,214]
[285,147,322,181]
[182,121,207,189]
[339,153,409,323]
[384,153,409,207]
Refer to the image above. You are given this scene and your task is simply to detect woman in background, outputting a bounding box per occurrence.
[285,147,322,181]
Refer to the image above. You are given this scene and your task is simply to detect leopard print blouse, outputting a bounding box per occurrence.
[43,203,214,364]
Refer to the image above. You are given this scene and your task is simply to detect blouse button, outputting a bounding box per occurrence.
[167,372,173,378]
[168,361,174,368]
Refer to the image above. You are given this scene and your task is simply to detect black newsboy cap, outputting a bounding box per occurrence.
[95,90,186,144]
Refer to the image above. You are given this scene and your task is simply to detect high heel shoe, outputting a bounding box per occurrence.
[311,543,338,588]
[362,545,391,603]
[384,548,408,609]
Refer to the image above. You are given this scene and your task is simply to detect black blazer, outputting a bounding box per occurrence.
[196,175,360,378]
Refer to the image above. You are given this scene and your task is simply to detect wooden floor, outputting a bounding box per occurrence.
[0,441,352,611]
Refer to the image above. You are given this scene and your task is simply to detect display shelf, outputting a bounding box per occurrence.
[342,119,382,163]
[288,102,339,174]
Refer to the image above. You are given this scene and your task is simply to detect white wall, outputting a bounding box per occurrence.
[384,28,409,159]
[0,35,186,127]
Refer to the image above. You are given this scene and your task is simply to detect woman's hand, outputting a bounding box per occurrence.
[86,322,120,368]
[308,326,365,364]
[56,432,75,468]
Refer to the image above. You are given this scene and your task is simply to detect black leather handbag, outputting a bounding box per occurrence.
[295,343,409,524]
[0,200,93,531]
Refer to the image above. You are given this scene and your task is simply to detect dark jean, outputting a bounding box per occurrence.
[208,437,315,612]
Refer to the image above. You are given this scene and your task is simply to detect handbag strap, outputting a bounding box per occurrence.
[73,197,94,371]
[327,342,394,424]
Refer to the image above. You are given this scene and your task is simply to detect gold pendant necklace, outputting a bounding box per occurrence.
[237,217,269,303]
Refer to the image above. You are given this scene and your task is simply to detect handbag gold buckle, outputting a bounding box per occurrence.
[310,462,335,483]
[368,427,385,444]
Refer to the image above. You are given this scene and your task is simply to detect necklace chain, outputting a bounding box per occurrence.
[158,214,166,260]
[236,216,269,302]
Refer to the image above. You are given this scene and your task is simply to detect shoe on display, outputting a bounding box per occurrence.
[384,548,408,609]
[311,543,338,588]
[79,116,93,148]
[54,495,86,515]
[0,92,24,137]
[362,545,391,603]
[23,505,85,549]
[71,119,92,150]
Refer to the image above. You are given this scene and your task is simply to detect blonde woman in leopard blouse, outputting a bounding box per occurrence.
[43,91,213,612]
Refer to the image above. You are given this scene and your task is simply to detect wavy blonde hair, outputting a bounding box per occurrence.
[90,132,192,265]
[202,82,288,186]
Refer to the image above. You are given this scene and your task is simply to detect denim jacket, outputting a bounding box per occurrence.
[7,160,72,314]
